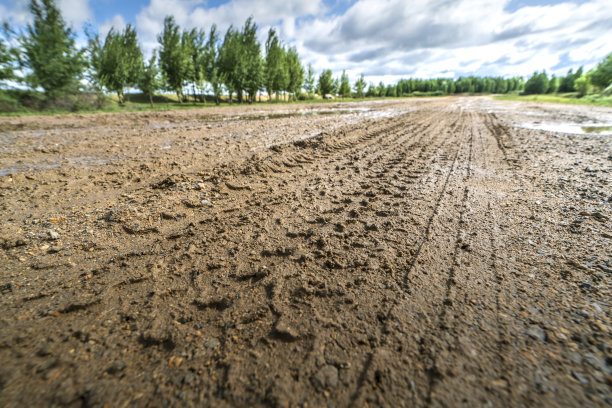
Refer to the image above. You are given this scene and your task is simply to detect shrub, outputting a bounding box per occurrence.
[0,92,19,112]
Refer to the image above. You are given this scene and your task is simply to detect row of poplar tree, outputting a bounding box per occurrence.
[0,0,526,107]
[90,16,308,105]
[3,0,609,110]
[0,0,311,106]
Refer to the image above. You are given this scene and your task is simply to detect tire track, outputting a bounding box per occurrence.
[348,109,470,405]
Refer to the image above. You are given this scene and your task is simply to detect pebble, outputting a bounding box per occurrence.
[312,365,339,390]
[105,361,126,374]
[201,199,213,206]
[0,283,13,293]
[524,325,547,342]
[183,372,196,386]
[571,371,589,384]
[204,338,220,350]
[274,320,299,341]
[47,230,60,240]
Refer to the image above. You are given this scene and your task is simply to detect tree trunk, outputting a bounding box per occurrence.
[149,93,153,108]
[176,90,182,104]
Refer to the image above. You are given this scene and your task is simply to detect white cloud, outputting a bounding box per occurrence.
[0,0,92,29]
[99,14,126,38]
[3,0,611,84]
[290,0,612,82]
[0,0,32,26]
[57,0,93,28]
[135,0,324,57]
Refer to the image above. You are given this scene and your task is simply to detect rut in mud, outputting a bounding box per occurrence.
[0,98,610,407]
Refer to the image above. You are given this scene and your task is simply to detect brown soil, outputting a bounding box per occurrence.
[0,97,610,407]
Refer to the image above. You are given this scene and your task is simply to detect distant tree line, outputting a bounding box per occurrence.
[362,76,525,98]
[0,0,611,112]
[523,57,612,96]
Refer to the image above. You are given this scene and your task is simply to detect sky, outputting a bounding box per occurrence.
[1,0,611,85]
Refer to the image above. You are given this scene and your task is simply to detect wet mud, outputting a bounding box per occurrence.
[0,97,610,407]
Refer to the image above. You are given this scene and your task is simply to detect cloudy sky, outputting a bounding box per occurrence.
[1,0,611,84]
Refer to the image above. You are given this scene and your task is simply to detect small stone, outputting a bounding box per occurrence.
[47,230,60,240]
[183,372,196,386]
[47,246,61,254]
[0,281,13,294]
[201,199,213,206]
[571,371,589,384]
[312,365,338,390]
[36,343,52,357]
[105,361,126,374]
[524,325,547,342]
[204,338,220,350]
[274,320,299,341]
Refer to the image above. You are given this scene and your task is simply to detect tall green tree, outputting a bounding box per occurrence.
[202,25,221,105]
[89,24,143,104]
[286,47,303,101]
[332,77,339,95]
[524,71,549,94]
[590,53,612,90]
[264,28,286,101]
[158,16,190,103]
[20,0,85,98]
[354,73,366,98]
[137,53,160,108]
[183,28,205,102]
[0,37,15,85]
[1,24,19,85]
[241,17,263,103]
[559,67,582,93]
[339,70,350,99]
[366,82,377,97]
[317,69,333,97]
[304,63,315,97]
[574,73,591,96]
[547,74,558,94]
[217,25,244,104]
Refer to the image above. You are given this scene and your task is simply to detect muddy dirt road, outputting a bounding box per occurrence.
[0,98,611,407]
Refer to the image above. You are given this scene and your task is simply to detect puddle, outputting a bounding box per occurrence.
[222,108,371,122]
[0,156,117,176]
[581,125,612,134]
[519,122,612,135]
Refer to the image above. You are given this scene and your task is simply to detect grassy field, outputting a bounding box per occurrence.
[0,92,393,116]
[494,93,612,107]
[3,91,612,117]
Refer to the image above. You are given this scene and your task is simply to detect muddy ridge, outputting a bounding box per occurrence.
[0,97,611,407]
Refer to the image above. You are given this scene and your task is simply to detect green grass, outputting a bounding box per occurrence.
[494,93,612,107]
[0,92,417,116]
